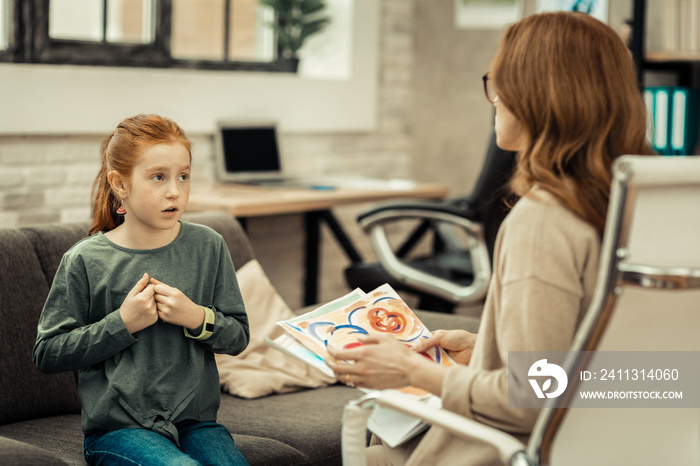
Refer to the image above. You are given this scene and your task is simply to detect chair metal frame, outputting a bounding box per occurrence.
[359,206,492,304]
[342,155,700,466]
[344,132,516,311]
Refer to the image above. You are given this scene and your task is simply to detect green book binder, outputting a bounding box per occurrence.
[644,86,700,156]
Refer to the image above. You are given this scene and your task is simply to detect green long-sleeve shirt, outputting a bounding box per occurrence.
[33,221,249,443]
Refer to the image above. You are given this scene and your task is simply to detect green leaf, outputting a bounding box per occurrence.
[300,17,330,28]
[259,0,289,12]
[299,18,330,44]
[259,0,329,55]
[277,11,296,24]
[300,0,326,15]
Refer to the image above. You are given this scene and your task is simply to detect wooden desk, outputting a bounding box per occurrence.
[187,181,449,304]
[187,182,449,217]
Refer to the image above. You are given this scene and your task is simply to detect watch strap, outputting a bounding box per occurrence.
[184,306,215,340]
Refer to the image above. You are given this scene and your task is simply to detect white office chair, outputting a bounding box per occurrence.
[342,155,700,466]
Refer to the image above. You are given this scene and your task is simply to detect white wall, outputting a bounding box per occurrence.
[0,0,379,135]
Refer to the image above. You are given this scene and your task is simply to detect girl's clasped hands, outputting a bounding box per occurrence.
[119,272,204,334]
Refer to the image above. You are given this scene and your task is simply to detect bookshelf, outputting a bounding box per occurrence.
[630,0,700,155]
[630,0,700,86]
[645,52,700,64]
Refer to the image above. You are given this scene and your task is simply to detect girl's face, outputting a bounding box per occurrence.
[122,142,191,235]
[494,100,526,151]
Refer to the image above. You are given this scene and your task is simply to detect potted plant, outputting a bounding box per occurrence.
[259,0,331,72]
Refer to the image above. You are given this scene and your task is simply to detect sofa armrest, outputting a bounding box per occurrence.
[0,436,69,465]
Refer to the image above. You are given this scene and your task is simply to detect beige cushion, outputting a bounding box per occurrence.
[216,260,336,399]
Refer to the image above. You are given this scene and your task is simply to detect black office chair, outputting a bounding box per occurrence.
[344,132,516,313]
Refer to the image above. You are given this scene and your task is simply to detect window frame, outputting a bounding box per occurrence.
[1,0,283,72]
[0,0,21,62]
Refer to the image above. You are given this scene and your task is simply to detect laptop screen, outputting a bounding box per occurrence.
[214,122,282,182]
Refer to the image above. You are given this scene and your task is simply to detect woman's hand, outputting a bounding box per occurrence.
[411,329,477,365]
[150,278,204,330]
[119,273,158,334]
[326,333,416,389]
[326,333,447,395]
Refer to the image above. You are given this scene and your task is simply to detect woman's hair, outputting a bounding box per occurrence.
[89,114,192,235]
[491,12,653,235]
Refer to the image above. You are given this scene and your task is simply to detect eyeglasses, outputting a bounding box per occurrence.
[482,72,498,104]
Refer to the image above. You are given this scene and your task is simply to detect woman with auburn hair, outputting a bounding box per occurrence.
[326,11,653,465]
[34,114,250,465]
[490,11,652,236]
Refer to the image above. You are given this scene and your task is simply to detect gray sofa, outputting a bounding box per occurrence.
[0,211,480,465]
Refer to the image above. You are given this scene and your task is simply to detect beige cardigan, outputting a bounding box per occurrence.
[407,189,601,465]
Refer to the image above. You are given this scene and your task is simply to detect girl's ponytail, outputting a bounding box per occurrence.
[89,133,123,235]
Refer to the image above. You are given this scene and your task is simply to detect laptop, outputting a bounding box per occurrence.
[213,120,308,186]
[212,120,404,191]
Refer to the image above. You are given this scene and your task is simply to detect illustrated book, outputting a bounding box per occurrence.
[266,283,456,446]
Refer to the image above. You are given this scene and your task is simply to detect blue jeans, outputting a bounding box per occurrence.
[84,420,249,466]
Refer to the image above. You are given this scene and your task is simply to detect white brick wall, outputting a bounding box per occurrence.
[0,136,101,228]
[0,0,420,311]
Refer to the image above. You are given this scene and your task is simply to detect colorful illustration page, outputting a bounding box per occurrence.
[281,284,455,367]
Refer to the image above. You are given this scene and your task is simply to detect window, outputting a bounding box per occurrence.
[170,0,274,64]
[1,0,279,71]
[49,0,155,44]
[0,0,8,51]
[1,0,372,135]
[0,0,15,59]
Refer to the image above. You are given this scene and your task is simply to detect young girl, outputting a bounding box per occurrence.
[33,114,250,465]
[327,11,653,466]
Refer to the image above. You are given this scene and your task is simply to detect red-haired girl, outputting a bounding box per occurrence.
[34,114,250,465]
